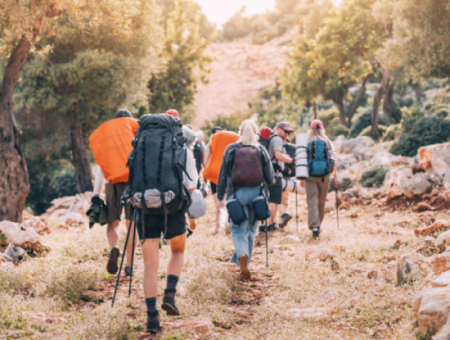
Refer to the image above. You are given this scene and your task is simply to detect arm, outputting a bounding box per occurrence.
[184,149,199,193]
[93,166,105,196]
[274,150,293,164]
[203,141,212,167]
[217,150,229,201]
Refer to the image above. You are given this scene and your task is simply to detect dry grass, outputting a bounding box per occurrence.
[1,194,446,339]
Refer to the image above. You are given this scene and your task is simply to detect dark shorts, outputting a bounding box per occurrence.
[210,182,217,195]
[136,211,187,240]
[268,177,283,204]
[105,182,132,224]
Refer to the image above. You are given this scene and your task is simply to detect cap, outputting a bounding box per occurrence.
[259,127,272,140]
[277,121,294,133]
[166,109,179,118]
[311,119,324,130]
[196,131,206,142]
[115,109,132,118]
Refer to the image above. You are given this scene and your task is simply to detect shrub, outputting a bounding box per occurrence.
[202,111,252,141]
[360,165,391,188]
[383,124,402,142]
[318,107,340,131]
[331,124,350,137]
[349,110,390,137]
[358,125,388,138]
[390,117,450,157]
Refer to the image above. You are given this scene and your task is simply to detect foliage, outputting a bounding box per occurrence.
[349,110,390,137]
[424,86,450,118]
[148,0,211,122]
[390,117,450,157]
[202,111,252,141]
[318,108,340,132]
[360,165,391,188]
[331,124,350,137]
[382,124,402,142]
[359,125,388,138]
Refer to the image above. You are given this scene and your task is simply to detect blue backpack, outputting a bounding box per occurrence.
[308,139,334,177]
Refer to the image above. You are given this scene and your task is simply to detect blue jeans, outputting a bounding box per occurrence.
[228,186,261,267]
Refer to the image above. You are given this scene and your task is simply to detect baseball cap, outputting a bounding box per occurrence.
[115,109,132,118]
[277,121,294,133]
[311,119,324,130]
[166,109,179,118]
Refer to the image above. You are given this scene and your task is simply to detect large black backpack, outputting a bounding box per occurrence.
[193,141,203,174]
[127,114,191,219]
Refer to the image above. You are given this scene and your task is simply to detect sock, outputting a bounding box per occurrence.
[166,275,179,293]
[145,297,157,314]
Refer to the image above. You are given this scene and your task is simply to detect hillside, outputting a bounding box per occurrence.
[192,33,292,129]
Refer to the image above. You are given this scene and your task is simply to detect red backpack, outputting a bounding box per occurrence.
[231,146,264,187]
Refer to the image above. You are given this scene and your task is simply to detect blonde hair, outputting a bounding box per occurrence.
[308,127,332,148]
[238,119,259,146]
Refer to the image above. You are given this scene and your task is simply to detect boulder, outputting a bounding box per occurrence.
[338,136,375,154]
[1,244,26,265]
[414,202,435,213]
[22,213,50,235]
[444,169,450,191]
[403,173,435,198]
[384,166,414,199]
[336,170,352,191]
[371,152,395,167]
[432,272,450,288]
[64,212,87,227]
[413,287,450,333]
[353,146,375,161]
[436,231,450,252]
[164,317,214,337]
[432,252,450,275]
[372,324,392,339]
[335,154,357,171]
[419,143,450,178]
[0,221,50,252]
[305,246,333,261]
[433,314,450,340]
[390,155,416,167]
[415,221,450,237]
[397,253,429,284]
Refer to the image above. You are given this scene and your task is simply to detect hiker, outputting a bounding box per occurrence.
[91,109,138,277]
[217,120,274,280]
[203,127,239,234]
[125,114,198,334]
[305,119,335,239]
[266,122,295,231]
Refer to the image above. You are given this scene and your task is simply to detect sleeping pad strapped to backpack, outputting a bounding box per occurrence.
[308,139,334,177]
[124,114,192,239]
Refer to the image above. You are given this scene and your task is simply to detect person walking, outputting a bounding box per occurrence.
[203,127,239,234]
[90,109,138,277]
[217,120,275,280]
[305,119,335,239]
[266,122,295,231]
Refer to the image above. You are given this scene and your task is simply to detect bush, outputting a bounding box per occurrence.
[331,124,350,137]
[202,111,252,141]
[358,125,388,137]
[349,110,390,137]
[390,117,450,157]
[382,124,402,142]
[318,107,340,132]
[360,165,391,188]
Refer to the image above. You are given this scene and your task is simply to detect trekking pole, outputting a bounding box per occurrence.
[295,191,299,235]
[334,164,340,231]
[265,220,269,268]
[128,210,137,298]
[112,216,133,307]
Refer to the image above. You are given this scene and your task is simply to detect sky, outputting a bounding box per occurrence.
[195,0,276,27]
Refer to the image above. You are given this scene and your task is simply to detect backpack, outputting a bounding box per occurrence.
[193,141,203,174]
[127,114,191,219]
[231,145,264,187]
[282,143,296,178]
[307,139,334,177]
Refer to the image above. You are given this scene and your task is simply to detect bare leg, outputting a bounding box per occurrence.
[278,204,287,215]
[269,203,278,225]
[168,233,187,277]
[142,239,160,298]
[212,193,220,234]
[107,220,120,249]
[125,220,136,267]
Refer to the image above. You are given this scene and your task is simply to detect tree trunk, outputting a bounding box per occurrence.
[0,35,34,222]
[333,98,347,127]
[372,69,391,141]
[68,102,93,193]
[347,76,368,127]
[413,83,424,108]
[313,102,318,120]
[383,81,401,123]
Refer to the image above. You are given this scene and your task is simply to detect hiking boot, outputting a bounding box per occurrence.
[312,228,320,239]
[239,254,251,281]
[259,223,277,234]
[124,266,132,277]
[278,213,292,229]
[162,290,180,316]
[107,247,120,274]
[146,311,162,334]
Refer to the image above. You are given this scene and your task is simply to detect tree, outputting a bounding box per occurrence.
[0,0,159,222]
[148,0,211,122]
[281,0,385,128]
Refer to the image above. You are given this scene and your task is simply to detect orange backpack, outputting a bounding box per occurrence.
[89,118,139,184]
[203,131,240,185]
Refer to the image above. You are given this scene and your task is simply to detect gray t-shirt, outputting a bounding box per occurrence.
[268,135,285,174]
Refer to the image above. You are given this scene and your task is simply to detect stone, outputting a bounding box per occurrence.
[436,231,450,252]
[415,221,450,237]
[413,287,450,332]
[433,314,450,340]
[432,253,450,275]
[2,244,26,265]
[353,146,375,161]
[444,169,450,191]
[22,312,67,324]
[338,136,375,154]
[368,271,378,279]
[383,166,414,199]
[305,246,333,261]
[404,173,435,198]
[372,324,393,339]
[339,202,351,211]
[432,272,450,288]
[64,212,87,227]
[0,221,50,252]
[419,143,450,178]
[425,236,436,244]
[22,213,51,235]
[414,202,436,213]
[287,308,328,319]
[370,152,395,167]
[419,211,437,225]
[397,253,429,284]
[164,317,214,336]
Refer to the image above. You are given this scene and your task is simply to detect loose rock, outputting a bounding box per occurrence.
[397,253,429,284]
[0,221,50,252]
[415,220,450,237]
[305,246,333,261]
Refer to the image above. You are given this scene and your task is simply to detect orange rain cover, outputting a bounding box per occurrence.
[203,131,240,185]
[89,118,139,184]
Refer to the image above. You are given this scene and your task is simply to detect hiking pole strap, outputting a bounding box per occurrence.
[111,215,133,307]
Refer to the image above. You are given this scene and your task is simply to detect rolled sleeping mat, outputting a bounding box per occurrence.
[296,133,309,179]
[282,178,305,194]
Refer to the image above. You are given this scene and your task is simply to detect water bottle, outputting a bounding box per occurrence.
[219,207,228,229]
